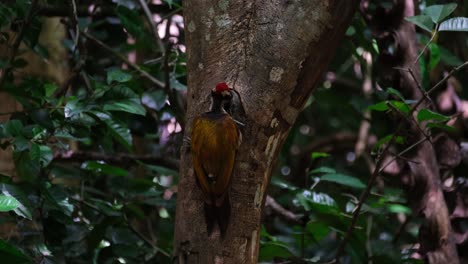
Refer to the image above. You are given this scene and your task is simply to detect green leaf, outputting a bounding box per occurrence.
[101,85,146,116]
[439,17,468,32]
[295,191,339,214]
[83,161,129,177]
[170,75,187,91]
[419,53,430,89]
[270,177,297,191]
[142,90,167,111]
[368,101,389,112]
[0,195,20,211]
[259,241,294,261]
[38,145,53,167]
[30,144,53,167]
[428,43,440,70]
[4,120,24,137]
[104,84,138,99]
[14,151,40,182]
[405,15,434,32]
[321,173,366,189]
[87,198,122,216]
[426,122,456,132]
[13,137,29,152]
[103,98,146,116]
[159,208,170,218]
[389,101,410,114]
[106,68,133,84]
[44,83,58,97]
[373,134,405,153]
[93,112,132,150]
[1,184,33,219]
[0,239,31,264]
[116,6,146,39]
[387,204,411,215]
[423,3,457,23]
[29,144,40,161]
[386,88,405,101]
[306,221,330,241]
[311,152,329,160]
[310,166,336,175]
[417,109,450,122]
[163,0,174,8]
[43,184,74,216]
[144,164,178,176]
[439,46,463,66]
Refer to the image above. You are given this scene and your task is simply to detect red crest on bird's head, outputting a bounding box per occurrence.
[214,82,230,93]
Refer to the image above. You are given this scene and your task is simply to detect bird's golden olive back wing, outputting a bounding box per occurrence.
[191,117,214,197]
[210,117,239,197]
[191,115,240,199]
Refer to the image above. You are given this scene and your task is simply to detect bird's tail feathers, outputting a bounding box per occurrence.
[203,195,231,238]
[217,194,230,237]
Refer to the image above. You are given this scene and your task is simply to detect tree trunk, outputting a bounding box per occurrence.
[173,1,358,263]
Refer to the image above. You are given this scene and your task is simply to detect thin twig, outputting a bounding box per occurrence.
[67,0,79,51]
[334,130,397,261]
[53,150,179,170]
[428,61,468,94]
[137,0,165,53]
[412,25,438,65]
[163,42,186,127]
[0,0,39,89]
[386,102,430,140]
[123,214,171,258]
[80,30,165,88]
[37,4,176,18]
[378,137,427,174]
[265,195,303,225]
[408,67,433,105]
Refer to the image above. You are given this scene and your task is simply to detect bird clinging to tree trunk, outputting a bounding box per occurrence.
[190,82,242,237]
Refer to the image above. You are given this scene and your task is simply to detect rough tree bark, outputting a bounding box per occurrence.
[173,1,358,263]
[369,0,460,263]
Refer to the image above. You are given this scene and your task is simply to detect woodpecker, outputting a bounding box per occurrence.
[191,82,242,237]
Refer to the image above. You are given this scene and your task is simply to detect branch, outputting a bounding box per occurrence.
[137,0,165,53]
[428,61,468,95]
[53,150,179,170]
[265,195,303,225]
[67,0,80,50]
[37,4,176,18]
[0,0,39,89]
[80,30,165,89]
[123,213,171,258]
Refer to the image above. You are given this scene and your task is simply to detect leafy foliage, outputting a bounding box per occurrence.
[0,0,183,262]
